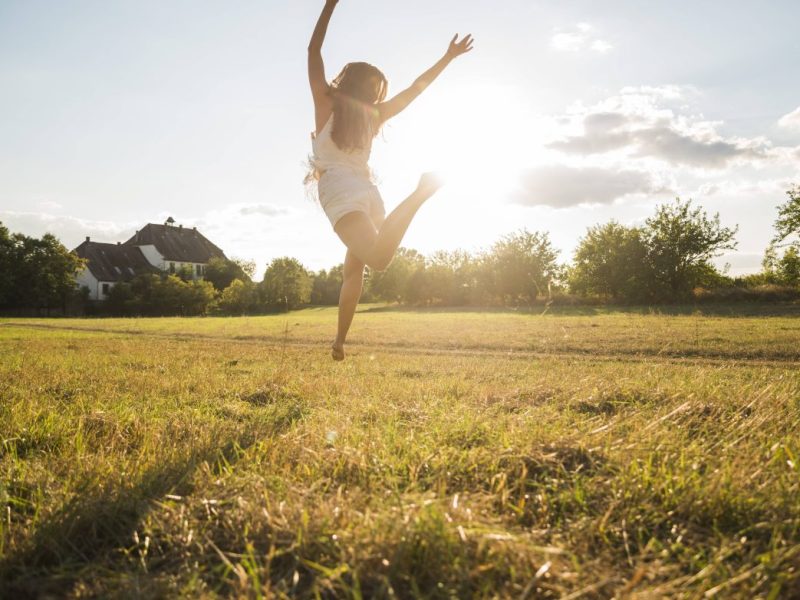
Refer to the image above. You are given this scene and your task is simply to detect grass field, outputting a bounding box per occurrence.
[1,305,799,598]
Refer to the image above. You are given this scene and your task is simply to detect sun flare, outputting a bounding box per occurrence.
[381,83,541,204]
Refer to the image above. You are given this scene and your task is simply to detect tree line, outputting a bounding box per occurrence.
[0,225,85,314]
[1,188,798,316]
[316,191,799,308]
[214,190,800,312]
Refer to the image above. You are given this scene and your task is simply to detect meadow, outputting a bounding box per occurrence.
[1,305,799,598]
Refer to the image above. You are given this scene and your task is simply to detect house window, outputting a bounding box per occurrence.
[102,283,110,296]
[169,262,175,274]
[196,264,202,277]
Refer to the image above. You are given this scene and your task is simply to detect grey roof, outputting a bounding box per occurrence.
[124,223,226,263]
[74,241,159,282]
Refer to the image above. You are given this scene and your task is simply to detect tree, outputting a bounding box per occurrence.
[204,257,253,291]
[0,226,85,312]
[174,277,216,316]
[260,257,312,311]
[486,229,560,305]
[773,185,800,245]
[0,223,14,307]
[778,246,800,285]
[642,199,738,300]
[764,244,800,286]
[232,258,256,279]
[105,280,136,315]
[367,248,425,303]
[311,265,343,305]
[404,267,434,305]
[569,222,648,301]
[423,250,477,306]
[763,186,800,287]
[106,274,215,316]
[176,264,195,282]
[217,278,259,315]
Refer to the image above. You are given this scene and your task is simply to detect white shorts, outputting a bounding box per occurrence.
[318,169,386,229]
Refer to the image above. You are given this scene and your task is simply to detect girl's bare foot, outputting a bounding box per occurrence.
[331,343,345,361]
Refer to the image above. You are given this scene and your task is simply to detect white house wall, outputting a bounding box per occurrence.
[75,268,100,301]
[161,260,208,280]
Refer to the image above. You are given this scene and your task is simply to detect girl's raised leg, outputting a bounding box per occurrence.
[334,173,441,271]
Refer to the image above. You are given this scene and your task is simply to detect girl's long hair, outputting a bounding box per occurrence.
[305,62,387,193]
[329,62,388,152]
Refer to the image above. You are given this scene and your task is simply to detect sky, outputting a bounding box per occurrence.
[1,0,799,276]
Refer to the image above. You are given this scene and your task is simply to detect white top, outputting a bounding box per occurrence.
[311,115,372,178]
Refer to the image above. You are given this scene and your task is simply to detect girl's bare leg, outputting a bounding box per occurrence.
[334,173,442,272]
[329,173,441,360]
[332,249,366,361]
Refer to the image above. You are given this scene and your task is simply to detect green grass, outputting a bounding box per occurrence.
[1,306,799,598]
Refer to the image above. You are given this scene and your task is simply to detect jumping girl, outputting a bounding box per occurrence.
[308,0,474,361]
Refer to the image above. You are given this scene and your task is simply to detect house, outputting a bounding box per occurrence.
[123,219,227,278]
[74,240,160,301]
[74,218,227,301]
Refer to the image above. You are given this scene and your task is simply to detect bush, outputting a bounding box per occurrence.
[693,285,800,303]
[105,274,215,316]
[311,266,343,305]
[216,279,259,315]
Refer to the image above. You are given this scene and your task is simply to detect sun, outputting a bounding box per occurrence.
[377,82,540,206]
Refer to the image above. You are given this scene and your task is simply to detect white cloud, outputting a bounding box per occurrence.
[183,202,320,275]
[38,200,63,211]
[778,106,800,130]
[239,204,291,217]
[548,87,772,169]
[0,211,137,249]
[551,23,613,54]
[590,40,614,53]
[714,252,764,276]
[618,85,688,101]
[551,32,585,52]
[514,165,670,208]
[693,178,793,198]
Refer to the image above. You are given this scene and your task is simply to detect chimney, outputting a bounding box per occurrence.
[85,236,90,242]
[117,241,121,245]
[192,226,197,231]
[179,224,183,229]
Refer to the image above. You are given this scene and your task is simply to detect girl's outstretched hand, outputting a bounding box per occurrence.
[417,172,444,197]
[446,34,474,59]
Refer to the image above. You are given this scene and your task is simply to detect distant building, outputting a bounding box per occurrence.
[74,218,227,301]
[74,240,160,301]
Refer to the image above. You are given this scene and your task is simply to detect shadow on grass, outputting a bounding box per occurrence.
[358,302,800,318]
[0,435,258,599]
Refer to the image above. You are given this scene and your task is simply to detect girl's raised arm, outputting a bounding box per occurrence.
[378,34,474,123]
[308,0,338,132]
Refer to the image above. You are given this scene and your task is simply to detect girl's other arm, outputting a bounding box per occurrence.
[378,34,473,123]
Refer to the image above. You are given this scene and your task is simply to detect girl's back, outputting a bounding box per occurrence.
[312,114,373,177]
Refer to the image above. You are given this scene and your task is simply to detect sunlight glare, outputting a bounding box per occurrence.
[401,83,542,202]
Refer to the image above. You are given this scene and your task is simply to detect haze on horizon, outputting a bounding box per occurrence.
[1,0,799,277]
